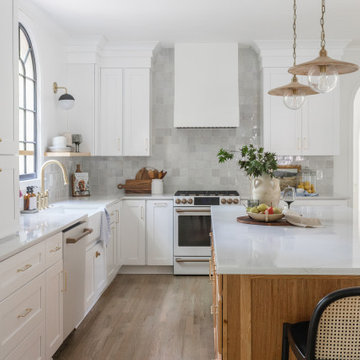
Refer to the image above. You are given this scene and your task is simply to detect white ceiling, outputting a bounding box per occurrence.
[29,0,360,44]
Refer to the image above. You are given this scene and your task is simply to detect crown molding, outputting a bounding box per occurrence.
[254,39,352,68]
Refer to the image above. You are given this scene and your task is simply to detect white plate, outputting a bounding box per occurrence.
[247,212,284,222]
[48,146,72,152]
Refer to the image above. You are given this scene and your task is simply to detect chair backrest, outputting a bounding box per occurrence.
[306,287,360,360]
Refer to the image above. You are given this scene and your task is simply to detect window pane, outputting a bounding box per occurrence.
[19,155,25,175]
[19,60,24,76]
[25,53,34,79]
[26,79,35,111]
[26,155,35,174]
[19,29,29,61]
[19,142,24,151]
[19,76,24,108]
[26,111,35,142]
[19,110,25,142]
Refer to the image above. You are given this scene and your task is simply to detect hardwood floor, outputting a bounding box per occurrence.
[54,275,213,360]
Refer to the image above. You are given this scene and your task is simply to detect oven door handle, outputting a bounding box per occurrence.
[175,209,211,213]
[175,258,210,263]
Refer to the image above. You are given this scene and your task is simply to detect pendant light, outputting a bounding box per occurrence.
[268,0,317,110]
[289,0,359,93]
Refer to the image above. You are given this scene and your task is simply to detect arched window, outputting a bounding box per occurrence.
[19,23,37,180]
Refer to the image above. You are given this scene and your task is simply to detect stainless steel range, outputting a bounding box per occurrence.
[173,190,240,275]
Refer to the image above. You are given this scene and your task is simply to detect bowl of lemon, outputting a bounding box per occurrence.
[247,203,284,222]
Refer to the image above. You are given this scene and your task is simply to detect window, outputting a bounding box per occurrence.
[19,23,37,180]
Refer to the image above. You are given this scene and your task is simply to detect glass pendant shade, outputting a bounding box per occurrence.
[307,64,338,93]
[283,89,305,110]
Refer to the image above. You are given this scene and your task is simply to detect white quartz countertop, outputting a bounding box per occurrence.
[211,205,360,275]
[0,193,174,262]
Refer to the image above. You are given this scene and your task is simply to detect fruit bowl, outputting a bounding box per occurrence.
[247,212,284,223]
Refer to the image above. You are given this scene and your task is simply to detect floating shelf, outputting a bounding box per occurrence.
[44,152,91,157]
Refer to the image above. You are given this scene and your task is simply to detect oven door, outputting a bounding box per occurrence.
[174,207,212,257]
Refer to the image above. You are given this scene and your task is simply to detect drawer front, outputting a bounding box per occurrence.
[4,322,45,360]
[45,232,62,267]
[0,273,46,358]
[0,242,46,301]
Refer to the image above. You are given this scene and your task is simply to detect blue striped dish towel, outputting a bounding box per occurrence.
[100,209,111,246]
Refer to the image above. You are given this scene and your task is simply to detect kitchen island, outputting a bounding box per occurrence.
[210,205,360,360]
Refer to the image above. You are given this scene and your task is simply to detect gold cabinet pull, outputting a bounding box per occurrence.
[66,228,93,244]
[17,308,32,318]
[0,138,2,142]
[49,246,61,253]
[0,169,2,173]
[17,264,32,273]
[95,251,101,258]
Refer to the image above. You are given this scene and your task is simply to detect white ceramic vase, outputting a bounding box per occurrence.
[251,174,281,207]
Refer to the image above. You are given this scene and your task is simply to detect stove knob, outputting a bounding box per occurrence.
[227,199,233,204]
[175,199,181,204]
[187,199,193,204]
[221,198,227,204]
[233,198,239,204]
[181,198,187,204]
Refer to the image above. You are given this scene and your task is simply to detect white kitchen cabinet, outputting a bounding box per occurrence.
[0,156,19,239]
[263,67,340,156]
[146,200,173,265]
[45,260,63,359]
[0,0,17,155]
[107,224,117,281]
[123,69,150,156]
[85,241,106,313]
[97,68,151,156]
[98,68,123,156]
[120,200,146,265]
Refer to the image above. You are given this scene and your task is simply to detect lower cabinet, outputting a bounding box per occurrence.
[106,223,118,281]
[45,260,63,359]
[85,241,106,313]
[120,200,146,265]
[146,200,173,265]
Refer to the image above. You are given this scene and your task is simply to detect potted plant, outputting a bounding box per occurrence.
[217,144,280,206]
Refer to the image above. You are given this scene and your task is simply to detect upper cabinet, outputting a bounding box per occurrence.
[257,40,344,156]
[263,67,340,156]
[0,0,17,155]
[65,42,156,156]
[97,68,150,156]
[174,43,239,128]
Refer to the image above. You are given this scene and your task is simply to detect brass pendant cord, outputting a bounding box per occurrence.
[268,0,317,97]
[320,0,326,52]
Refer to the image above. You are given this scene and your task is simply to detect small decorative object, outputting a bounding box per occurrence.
[53,82,75,110]
[63,132,73,147]
[274,165,301,191]
[218,144,280,206]
[21,186,39,213]
[72,164,90,197]
[72,134,82,153]
[282,186,296,209]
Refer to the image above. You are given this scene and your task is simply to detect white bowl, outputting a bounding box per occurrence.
[247,212,284,222]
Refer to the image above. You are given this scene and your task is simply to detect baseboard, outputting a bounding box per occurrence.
[118,265,174,274]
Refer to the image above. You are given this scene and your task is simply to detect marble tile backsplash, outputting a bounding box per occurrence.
[45,47,334,201]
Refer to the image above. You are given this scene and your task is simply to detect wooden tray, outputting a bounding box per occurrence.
[237,216,294,227]
[117,179,152,194]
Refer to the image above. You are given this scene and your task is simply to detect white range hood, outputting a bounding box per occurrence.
[174,43,239,128]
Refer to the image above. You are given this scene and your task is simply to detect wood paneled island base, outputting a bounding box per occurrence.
[220,274,360,360]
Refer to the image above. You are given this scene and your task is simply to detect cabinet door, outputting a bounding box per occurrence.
[146,200,173,265]
[106,225,117,281]
[94,242,106,294]
[302,85,340,155]
[0,156,19,238]
[120,200,146,265]
[263,68,302,155]
[84,244,95,312]
[0,0,17,155]
[123,69,150,156]
[45,261,63,359]
[98,68,123,156]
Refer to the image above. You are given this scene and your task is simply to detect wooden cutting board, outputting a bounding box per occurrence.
[117,179,152,194]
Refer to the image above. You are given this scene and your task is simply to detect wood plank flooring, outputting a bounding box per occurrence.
[54,275,213,360]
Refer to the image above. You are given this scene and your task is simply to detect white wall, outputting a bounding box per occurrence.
[333,47,360,205]
[18,0,68,168]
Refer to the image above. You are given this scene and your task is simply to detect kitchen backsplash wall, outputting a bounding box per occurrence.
[45,47,334,201]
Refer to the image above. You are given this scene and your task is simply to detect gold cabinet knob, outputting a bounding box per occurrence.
[0,138,2,142]
[95,251,101,258]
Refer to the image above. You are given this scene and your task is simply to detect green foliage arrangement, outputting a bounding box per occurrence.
[217,144,278,178]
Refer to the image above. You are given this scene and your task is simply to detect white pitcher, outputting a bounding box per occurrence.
[251,174,281,207]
